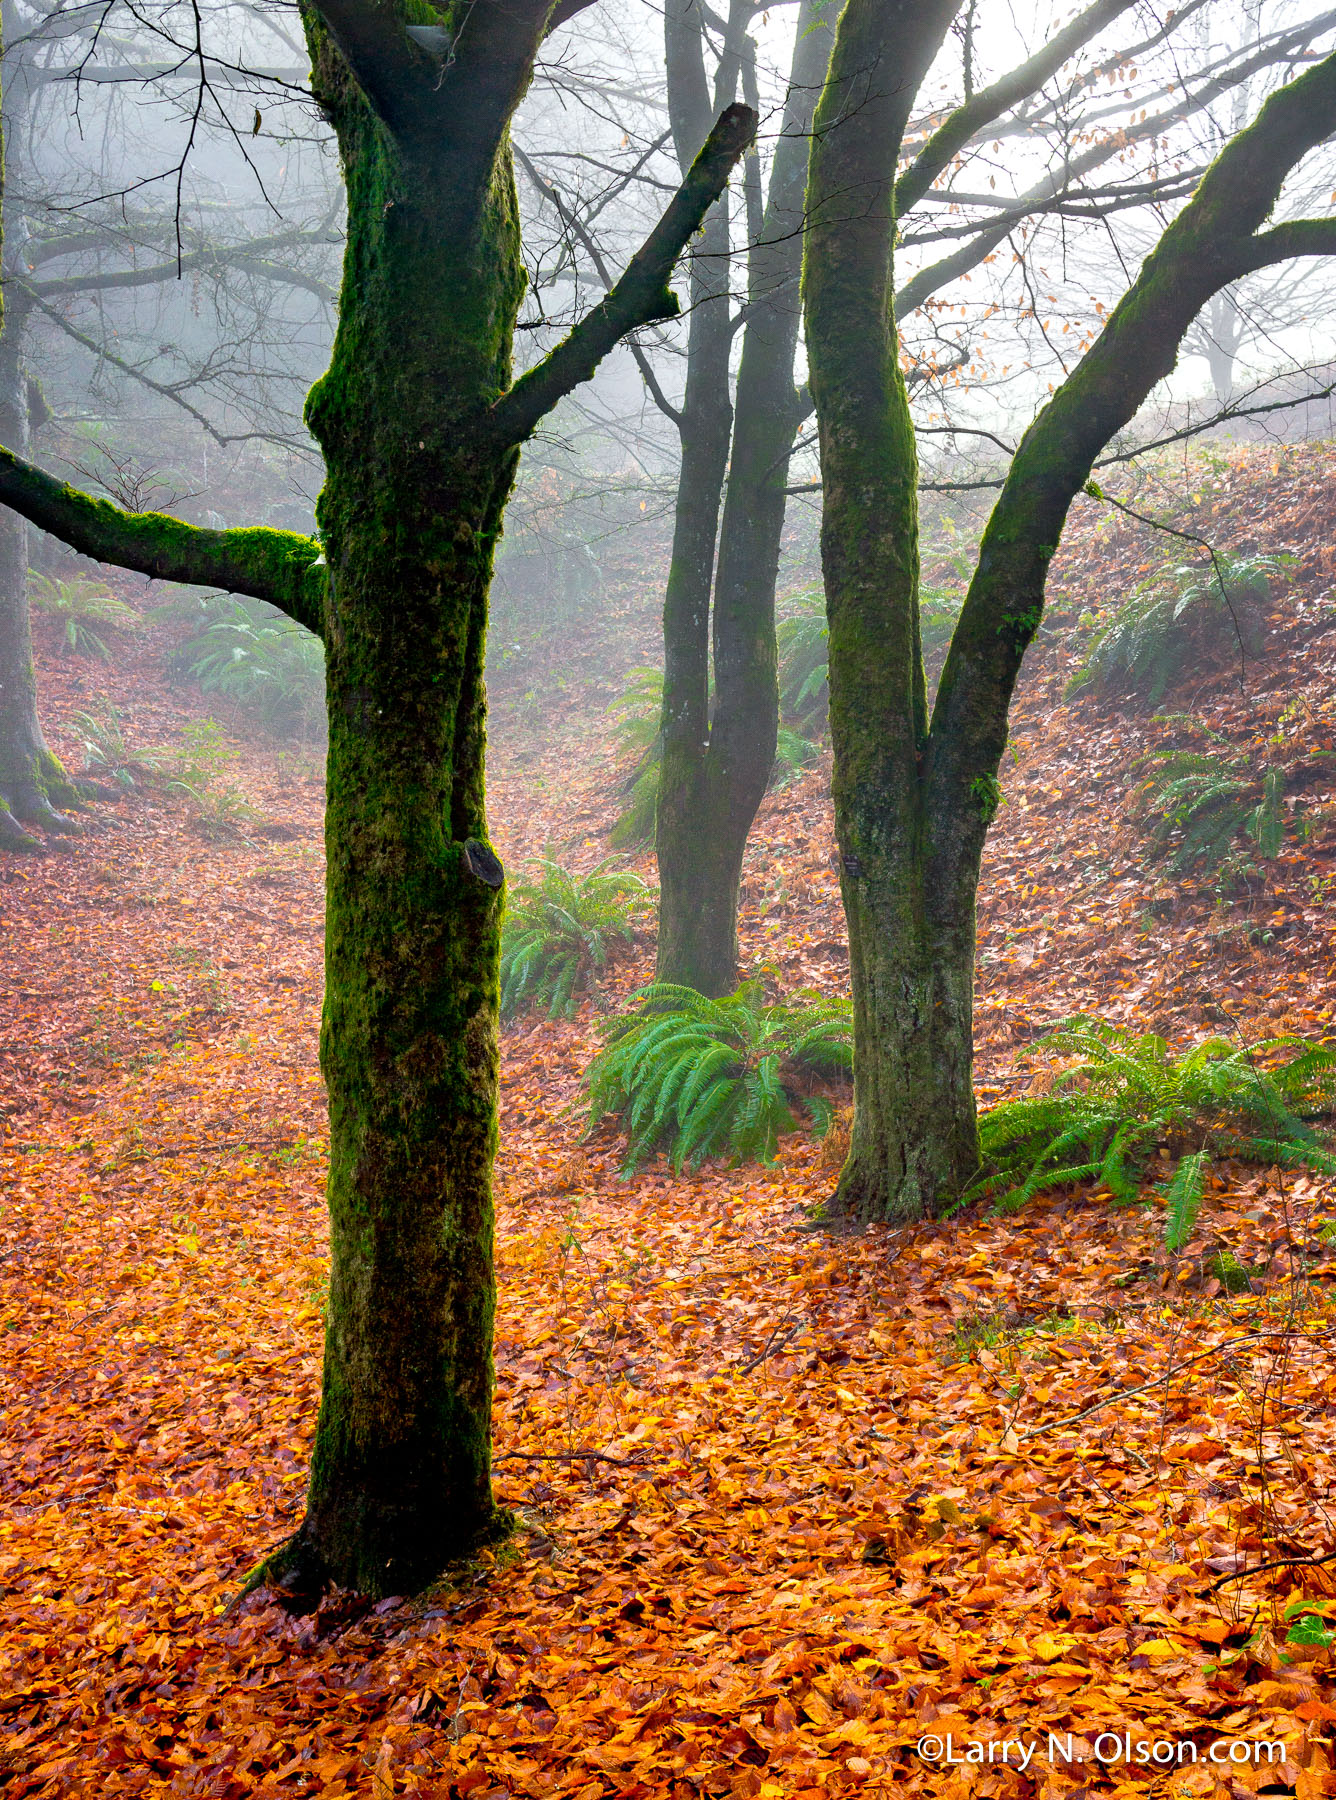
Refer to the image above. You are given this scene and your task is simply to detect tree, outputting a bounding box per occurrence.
[0,0,338,850]
[649,0,1336,994]
[0,0,755,1593]
[653,0,831,994]
[802,0,1336,1219]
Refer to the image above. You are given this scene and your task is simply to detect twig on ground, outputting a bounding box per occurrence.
[493,1449,652,1467]
[1018,1325,1334,1440]
[736,1318,802,1376]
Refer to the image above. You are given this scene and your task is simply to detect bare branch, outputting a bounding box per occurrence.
[28,227,340,301]
[514,144,684,429]
[895,0,1141,216]
[488,102,756,446]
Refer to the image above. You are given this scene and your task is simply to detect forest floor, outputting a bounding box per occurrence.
[4,443,1336,1797]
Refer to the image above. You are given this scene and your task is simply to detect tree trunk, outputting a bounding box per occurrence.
[0,0,752,1594]
[274,39,526,1591]
[804,0,982,1219]
[0,301,77,851]
[653,192,736,991]
[654,0,741,995]
[0,27,80,852]
[655,0,831,995]
[835,833,983,1220]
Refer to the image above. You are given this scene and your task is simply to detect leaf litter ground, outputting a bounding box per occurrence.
[4,446,1336,1796]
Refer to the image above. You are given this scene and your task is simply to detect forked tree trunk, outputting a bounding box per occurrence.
[655,0,831,996]
[652,0,1157,998]
[805,0,1336,1222]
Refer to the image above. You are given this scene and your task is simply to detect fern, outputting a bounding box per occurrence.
[67,700,161,789]
[173,597,326,740]
[1162,1149,1208,1251]
[500,855,652,1020]
[586,981,853,1173]
[1067,552,1289,704]
[777,599,829,733]
[773,726,821,784]
[31,573,139,660]
[607,668,663,849]
[972,1017,1336,1247]
[1132,745,1290,879]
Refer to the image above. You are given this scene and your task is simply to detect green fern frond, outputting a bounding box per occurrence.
[1131,744,1290,878]
[585,983,852,1172]
[976,1018,1336,1245]
[1162,1150,1209,1251]
[1068,552,1283,704]
[500,854,653,1020]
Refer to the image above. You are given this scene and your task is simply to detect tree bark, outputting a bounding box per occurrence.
[653,0,1136,998]
[654,0,743,995]
[0,14,80,851]
[0,296,80,849]
[803,0,964,1218]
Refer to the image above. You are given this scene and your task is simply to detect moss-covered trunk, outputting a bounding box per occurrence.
[803,0,977,1220]
[805,0,1336,1224]
[834,821,983,1219]
[278,18,753,1593]
[0,0,753,1594]
[283,36,524,1592]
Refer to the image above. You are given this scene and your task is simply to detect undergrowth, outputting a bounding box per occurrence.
[608,667,819,848]
[776,581,964,735]
[1131,743,1291,884]
[970,1016,1336,1248]
[500,856,652,1019]
[167,720,260,837]
[586,981,852,1173]
[1066,552,1287,703]
[31,573,139,660]
[607,668,662,850]
[67,700,160,790]
[170,596,325,740]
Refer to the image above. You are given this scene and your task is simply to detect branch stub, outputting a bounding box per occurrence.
[463,840,505,888]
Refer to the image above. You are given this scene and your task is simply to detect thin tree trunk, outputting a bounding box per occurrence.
[654,0,742,996]
[0,19,80,851]
[655,0,831,995]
